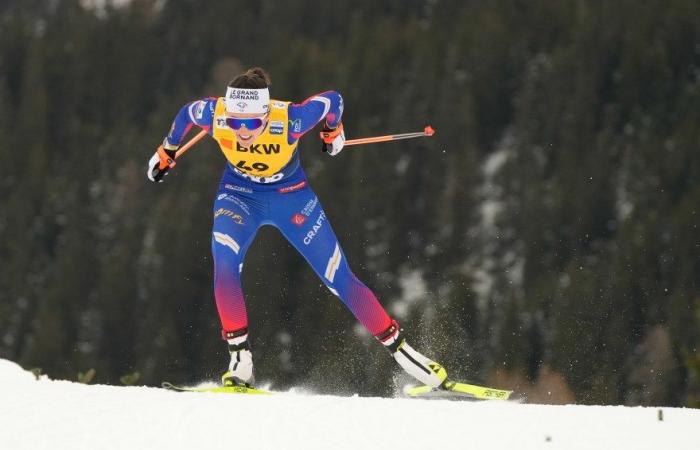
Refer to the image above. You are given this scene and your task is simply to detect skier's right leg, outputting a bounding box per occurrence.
[211,186,263,386]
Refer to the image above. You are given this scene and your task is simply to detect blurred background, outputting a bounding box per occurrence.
[1,0,699,406]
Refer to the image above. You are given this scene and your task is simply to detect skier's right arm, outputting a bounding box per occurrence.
[147,98,215,182]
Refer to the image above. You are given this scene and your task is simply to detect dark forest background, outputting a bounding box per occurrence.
[1,0,699,406]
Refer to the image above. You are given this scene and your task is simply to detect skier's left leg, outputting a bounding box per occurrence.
[271,185,447,387]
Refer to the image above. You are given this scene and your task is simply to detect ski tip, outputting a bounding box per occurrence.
[424,125,436,136]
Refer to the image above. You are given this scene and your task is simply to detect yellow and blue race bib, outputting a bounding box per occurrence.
[211,99,298,178]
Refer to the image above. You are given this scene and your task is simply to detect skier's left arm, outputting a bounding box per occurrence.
[288,91,345,156]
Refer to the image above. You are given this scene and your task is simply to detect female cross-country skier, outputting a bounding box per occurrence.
[147,67,446,390]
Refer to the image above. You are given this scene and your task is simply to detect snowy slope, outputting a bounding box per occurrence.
[0,359,697,450]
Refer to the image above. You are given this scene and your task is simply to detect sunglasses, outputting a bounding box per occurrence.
[226,117,266,130]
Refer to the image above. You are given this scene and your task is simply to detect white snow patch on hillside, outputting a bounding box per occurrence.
[0,358,697,450]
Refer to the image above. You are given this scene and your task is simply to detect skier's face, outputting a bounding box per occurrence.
[226,112,269,148]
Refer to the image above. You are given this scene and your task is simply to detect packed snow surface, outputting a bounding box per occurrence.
[0,359,697,450]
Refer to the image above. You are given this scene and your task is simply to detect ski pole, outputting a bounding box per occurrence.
[175,129,208,159]
[344,125,435,147]
[174,124,435,160]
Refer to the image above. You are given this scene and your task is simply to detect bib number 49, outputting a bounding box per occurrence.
[236,160,270,173]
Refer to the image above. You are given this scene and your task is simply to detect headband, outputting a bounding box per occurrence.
[224,87,270,114]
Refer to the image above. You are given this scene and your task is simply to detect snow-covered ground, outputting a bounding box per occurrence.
[0,359,697,450]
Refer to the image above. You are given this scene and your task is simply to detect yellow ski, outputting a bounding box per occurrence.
[162,381,272,395]
[405,380,513,401]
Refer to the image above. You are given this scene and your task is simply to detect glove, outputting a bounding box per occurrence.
[147,143,177,182]
[320,122,345,156]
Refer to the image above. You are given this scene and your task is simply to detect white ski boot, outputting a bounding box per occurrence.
[221,332,255,387]
[377,321,447,388]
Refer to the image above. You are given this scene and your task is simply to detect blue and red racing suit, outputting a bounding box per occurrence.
[164,91,394,340]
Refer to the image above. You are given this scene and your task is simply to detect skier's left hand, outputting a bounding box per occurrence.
[320,122,345,156]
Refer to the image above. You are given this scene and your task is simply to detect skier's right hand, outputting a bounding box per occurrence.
[147,144,177,182]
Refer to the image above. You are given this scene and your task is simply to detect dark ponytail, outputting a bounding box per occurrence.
[229,67,271,89]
